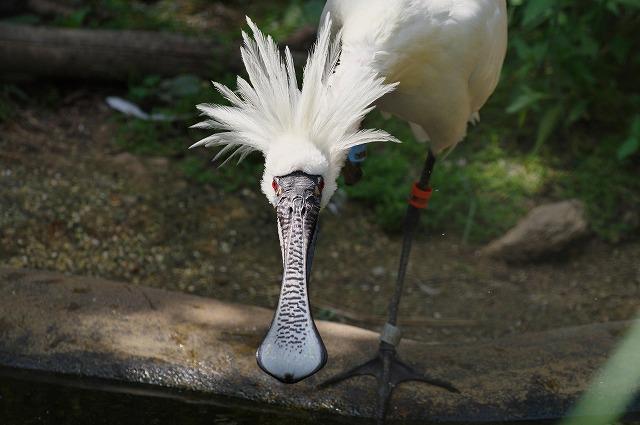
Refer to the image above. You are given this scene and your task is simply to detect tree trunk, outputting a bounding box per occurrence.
[0,24,239,81]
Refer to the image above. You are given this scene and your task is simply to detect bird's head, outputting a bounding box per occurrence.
[261,136,336,209]
[190,15,397,383]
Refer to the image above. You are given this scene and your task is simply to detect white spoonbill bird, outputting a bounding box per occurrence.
[191,0,507,421]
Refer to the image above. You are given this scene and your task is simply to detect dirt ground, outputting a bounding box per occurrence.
[1,90,639,345]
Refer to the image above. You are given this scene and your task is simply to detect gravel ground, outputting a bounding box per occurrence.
[1,91,639,345]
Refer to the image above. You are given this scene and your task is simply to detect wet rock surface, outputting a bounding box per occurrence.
[481,200,589,262]
[1,268,637,423]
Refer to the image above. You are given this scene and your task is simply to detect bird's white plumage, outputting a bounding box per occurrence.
[191,17,399,207]
[192,1,507,207]
[322,0,508,152]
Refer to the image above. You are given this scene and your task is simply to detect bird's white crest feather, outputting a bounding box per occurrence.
[190,15,398,206]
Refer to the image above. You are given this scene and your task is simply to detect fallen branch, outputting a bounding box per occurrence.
[0,23,238,80]
[27,0,75,17]
[0,24,317,82]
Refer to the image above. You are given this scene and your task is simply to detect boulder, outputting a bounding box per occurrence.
[482,200,589,262]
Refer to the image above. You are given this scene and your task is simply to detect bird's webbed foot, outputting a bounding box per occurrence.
[318,338,458,424]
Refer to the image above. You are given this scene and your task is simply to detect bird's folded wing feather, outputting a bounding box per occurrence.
[321,0,507,149]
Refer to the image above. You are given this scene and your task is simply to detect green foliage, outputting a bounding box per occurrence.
[617,115,640,161]
[114,73,262,192]
[495,0,640,241]
[0,84,27,123]
[47,0,184,31]
[114,119,179,156]
[504,0,640,153]
[562,315,640,425]
[180,156,262,192]
[43,0,323,39]
[555,142,640,242]
[113,74,210,156]
[348,113,545,242]
[52,7,90,28]
[259,0,325,40]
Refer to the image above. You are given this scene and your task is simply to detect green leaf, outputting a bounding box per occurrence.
[506,91,548,114]
[522,0,555,27]
[160,74,202,98]
[567,101,588,126]
[52,6,90,28]
[532,105,562,154]
[617,116,640,160]
[617,136,640,160]
[612,0,640,10]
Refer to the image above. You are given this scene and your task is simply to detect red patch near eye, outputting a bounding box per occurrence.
[272,179,278,191]
[319,180,325,191]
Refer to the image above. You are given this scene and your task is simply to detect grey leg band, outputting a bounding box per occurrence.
[380,323,402,346]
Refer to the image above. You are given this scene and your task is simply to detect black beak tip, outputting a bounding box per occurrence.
[255,336,327,385]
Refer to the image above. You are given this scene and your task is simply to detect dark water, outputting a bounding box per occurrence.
[1,368,638,425]
[0,369,351,425]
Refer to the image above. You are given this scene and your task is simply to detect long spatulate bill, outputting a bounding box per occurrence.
[257,172,327,384]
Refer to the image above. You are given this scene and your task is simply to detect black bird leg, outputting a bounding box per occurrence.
[319,149,459,424]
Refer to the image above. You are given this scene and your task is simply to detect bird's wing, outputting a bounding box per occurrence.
[466,0,508,115]
[322,0,508,151]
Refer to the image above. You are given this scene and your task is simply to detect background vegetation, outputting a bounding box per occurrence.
[2,0,639,243]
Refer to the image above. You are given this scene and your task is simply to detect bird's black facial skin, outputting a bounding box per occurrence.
[256,171,327,384]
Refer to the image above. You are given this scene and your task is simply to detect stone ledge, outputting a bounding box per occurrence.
[0,268,636,422]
